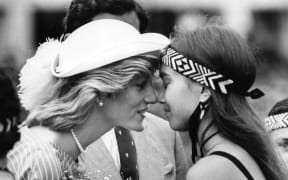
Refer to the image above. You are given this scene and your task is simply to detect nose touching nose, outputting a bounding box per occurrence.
[145,77,165,104]
[144,82,157,104]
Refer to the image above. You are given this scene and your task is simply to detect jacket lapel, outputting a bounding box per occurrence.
[132,124,165,180]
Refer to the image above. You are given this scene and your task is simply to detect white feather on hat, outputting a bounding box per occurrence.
[19,39,62,110]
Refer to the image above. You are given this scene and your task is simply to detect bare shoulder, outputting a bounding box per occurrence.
[186,155,248,180]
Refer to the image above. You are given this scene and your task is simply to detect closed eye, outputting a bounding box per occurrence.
[160,73,170,89]
[136,80,148,89]
[131,75,149,90]
[277,138,288,152]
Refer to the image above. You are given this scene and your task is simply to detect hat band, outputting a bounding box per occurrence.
[265,112,288,132]
[162,46,234,94]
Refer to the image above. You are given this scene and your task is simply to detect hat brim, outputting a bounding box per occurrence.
[52,33,169,77]
[51,19,170,77]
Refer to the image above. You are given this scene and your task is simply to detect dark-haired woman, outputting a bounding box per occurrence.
[159,22,287,179]
[265,98,288,168]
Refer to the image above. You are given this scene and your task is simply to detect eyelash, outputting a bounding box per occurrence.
[278,142,288,152]
[136,81,147,89]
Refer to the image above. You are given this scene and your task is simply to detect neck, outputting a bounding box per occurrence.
[197,112,231,156]
[57,110,113,160]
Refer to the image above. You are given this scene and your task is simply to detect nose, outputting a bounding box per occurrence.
[144,81,157,104]
[157,88,166,105]
[151,76,166,104]
[150,76,165,102]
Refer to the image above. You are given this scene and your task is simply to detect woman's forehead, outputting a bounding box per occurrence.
[160,65,176,76]
[271,128,288,140]
[160,64,202,88]
[160,64,187,80]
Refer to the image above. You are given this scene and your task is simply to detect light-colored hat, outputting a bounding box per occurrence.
[51,19,170,77]
[19,19,169,110]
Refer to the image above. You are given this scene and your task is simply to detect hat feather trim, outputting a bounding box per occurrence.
[18,38,62,110]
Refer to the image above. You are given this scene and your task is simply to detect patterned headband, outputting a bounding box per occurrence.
[162,46,264,98]
[264,112,288,132]
[162,46,233,94]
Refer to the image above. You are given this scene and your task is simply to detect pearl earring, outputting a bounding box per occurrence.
[98,101,104,107]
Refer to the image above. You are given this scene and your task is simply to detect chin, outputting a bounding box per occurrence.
[125,121,144,132]
[170,125,189,131]
[169,119,189,131]
[129,124,144,132]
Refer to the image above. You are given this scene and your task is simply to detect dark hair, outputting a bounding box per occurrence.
[0,67,21,157]
[63,0,148,33]
[268,98,288,116]
[170,23,287,179]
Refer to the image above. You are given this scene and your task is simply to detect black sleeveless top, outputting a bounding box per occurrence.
[210,151,254,180]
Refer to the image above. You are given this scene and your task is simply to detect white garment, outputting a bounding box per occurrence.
[101,128,120,169]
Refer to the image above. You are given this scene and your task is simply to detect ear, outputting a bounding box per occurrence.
[199,87,211,103]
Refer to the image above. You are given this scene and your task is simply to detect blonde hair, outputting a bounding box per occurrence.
[25,51,159,131]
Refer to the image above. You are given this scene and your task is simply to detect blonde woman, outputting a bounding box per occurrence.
[265,98,288,167]
[7,19,169,180]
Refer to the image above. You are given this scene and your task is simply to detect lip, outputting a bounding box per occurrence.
[164,109,171,117]
[137,108,148,118]
[137,108,148,114]
[163,103,170,113]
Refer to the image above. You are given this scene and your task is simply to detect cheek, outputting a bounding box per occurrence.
[103,99,134,125]
[165,84,201,120]
[284,155,288,167]
[175,95,200,124]
[169,83,200,106]
[277,148,288,166]
[165,88,181,113]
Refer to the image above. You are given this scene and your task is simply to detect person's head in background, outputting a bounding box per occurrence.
[0,68,20,170]
[63,0,148,34]
[265,98,288,167]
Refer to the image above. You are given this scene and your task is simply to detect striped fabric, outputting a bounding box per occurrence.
[6,126,89,180]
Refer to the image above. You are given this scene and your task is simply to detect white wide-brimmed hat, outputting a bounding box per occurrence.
[51,19,170,77]
[18,19,169,110]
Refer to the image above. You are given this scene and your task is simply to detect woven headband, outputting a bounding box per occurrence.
[162,46,233,94]
[264,112,288,132]
[162,46,264,98]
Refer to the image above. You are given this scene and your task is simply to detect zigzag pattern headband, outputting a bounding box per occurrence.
[162,46,234,94]
[264,112,288,132]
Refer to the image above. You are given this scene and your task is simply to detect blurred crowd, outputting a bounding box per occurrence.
[0,0,288,180]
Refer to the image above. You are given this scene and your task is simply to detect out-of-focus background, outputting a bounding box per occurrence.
[0,0,287,119]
